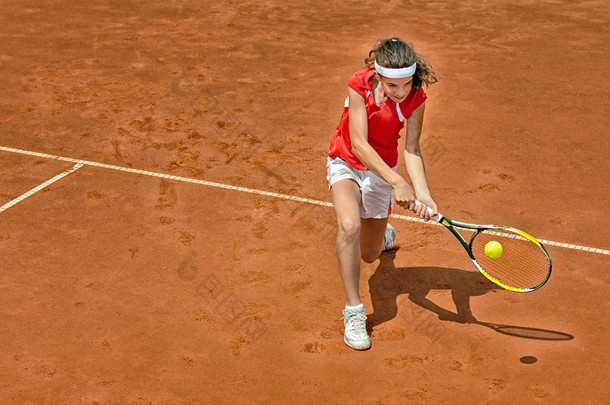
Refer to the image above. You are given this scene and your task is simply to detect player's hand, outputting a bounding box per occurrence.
[393,180,416,211]
[413,194,438,221]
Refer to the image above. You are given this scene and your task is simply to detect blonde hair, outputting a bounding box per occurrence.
[365,37,438,90]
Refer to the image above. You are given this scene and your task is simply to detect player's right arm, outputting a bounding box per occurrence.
[347,88,416,206]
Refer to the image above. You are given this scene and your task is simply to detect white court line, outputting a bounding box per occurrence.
[1,145,608,256]
[0,162,84,214]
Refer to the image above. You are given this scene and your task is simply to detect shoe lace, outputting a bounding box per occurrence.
[342,310,367,335]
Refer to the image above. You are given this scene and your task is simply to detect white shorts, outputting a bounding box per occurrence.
[326,157,395,219]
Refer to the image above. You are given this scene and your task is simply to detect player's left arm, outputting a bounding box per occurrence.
[403,101,438,220]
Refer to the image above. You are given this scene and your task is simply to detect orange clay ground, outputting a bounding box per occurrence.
[1,1,609,404]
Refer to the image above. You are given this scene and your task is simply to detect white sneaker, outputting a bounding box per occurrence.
[342,305,371,350]
[383,223,395,251]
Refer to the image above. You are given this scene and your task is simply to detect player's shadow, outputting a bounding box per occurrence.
[368,248,574,341]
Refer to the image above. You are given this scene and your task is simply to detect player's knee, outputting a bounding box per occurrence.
[361,250,380,263]
[337,217,360,242]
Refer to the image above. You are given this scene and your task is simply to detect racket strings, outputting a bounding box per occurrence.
[470,229,550,290]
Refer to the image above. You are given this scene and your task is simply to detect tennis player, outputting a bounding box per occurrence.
[326,37,439,350]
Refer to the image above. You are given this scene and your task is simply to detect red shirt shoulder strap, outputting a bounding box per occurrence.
[347,68,375,98]
[397,87,427,120]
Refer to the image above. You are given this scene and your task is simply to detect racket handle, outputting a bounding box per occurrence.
[414,200,443,222]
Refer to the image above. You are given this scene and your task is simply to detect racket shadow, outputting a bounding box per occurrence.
[367,248,573,341]
[472,321,574,340]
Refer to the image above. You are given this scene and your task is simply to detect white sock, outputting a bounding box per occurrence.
[346,303,364,312]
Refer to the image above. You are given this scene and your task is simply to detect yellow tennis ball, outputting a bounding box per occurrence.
[484,241,503,259]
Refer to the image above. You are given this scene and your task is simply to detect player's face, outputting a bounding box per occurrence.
[379,75,413,103]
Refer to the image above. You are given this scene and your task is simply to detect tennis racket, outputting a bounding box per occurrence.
[416,201,552,292]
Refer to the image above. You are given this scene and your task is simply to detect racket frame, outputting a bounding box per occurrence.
[435,214,553,292]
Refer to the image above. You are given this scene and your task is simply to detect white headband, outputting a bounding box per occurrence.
[374,60,417,79]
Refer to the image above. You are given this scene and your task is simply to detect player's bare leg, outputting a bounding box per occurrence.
[330,179,363,306]
[331,179,388,350]
[360,217,389,263]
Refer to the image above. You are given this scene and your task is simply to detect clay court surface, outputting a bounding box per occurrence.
[1,0,609,403]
